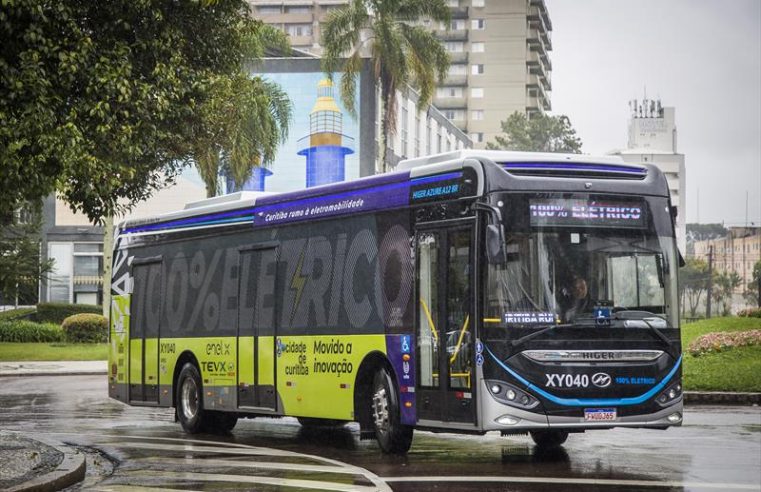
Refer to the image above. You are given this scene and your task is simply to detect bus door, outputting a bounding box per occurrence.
[237,244,278,411]
[416,224,476,425]
[129,259,163,404]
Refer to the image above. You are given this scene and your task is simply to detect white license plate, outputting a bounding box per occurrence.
[584,408,617,422]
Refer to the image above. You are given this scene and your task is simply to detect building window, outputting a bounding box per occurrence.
[48,242,103,305]
[285,6,311,14]
[286,24,313,37]
[471,110,484,121]
[257,6,281,14]
[437,131,443,153]
[444,41,465,52]
[471,64,484,75]
[471,87,484,98]
[471,42,485,53]
[437,87,463,98]
[443,109,464,120]
[472,0,485,6]
[448,19,466,30]
[470,132,484,143]
[447,0,459,6]
[415,111,421,157]
[472,19,485,30]
[426,120,432,154]
[401,105,409,158]
[448,64,467,75]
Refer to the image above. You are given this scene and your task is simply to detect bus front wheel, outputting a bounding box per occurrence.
[371,367,413,454]
[530,430,569,448]
[176,363,207,434]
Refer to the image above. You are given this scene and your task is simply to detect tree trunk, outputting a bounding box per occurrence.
[102,215,114,318]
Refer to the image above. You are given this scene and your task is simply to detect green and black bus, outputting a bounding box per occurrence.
[108,150,683,453]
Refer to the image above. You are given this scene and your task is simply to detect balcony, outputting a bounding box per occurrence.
[450,6,469,19]
[527,28,548,56]
[438,29,469,41]
[526,50,548,79]
[527,7,551,35]
[433,96,468,110]
[448,51,469,64]
[444,74,468,86]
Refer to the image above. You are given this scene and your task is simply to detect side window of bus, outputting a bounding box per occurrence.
[131,261,162,338]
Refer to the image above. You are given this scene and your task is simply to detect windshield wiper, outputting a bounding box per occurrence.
[613,310,677,357]
[510,323,573,350]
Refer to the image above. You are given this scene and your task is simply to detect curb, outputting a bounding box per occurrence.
[684,391,761,405]
[6,436,86,492]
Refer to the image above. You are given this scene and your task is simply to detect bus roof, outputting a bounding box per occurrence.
[118,151,661,236]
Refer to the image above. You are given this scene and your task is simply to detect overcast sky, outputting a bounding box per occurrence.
[545,0,761,226]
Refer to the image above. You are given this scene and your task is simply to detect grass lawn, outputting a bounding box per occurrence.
[681,317,761,393]
[0,343,108,361]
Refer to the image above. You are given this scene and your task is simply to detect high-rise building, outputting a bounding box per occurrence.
[248,0,553,149]
[610,99,687,252]
[434,0,552,148]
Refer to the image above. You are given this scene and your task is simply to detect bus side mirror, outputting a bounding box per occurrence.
[486,224,507,264]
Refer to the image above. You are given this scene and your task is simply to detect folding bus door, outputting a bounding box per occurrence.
[129,258,163,404]
[237,244,279,411]
[416,224,476,425]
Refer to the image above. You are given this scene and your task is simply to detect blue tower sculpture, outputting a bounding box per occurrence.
[297,79,354,187]
[225,167,273,193]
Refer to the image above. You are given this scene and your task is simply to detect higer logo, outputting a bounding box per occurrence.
[592,372,612,388]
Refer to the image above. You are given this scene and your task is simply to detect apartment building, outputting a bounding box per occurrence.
[248,0,553,149]
[694,227,761,295]
[434,0,552,148]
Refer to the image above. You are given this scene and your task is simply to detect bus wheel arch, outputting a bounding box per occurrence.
[172,351,200,409]
[353,351,413,454]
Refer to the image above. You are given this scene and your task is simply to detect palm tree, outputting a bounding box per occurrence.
[322,0,450,173]
[193,22,293,197]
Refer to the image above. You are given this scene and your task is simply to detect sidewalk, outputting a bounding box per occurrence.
[0,432,85,492]
[0,361,107,377]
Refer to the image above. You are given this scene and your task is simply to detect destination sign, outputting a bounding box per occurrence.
[529,199,647,228]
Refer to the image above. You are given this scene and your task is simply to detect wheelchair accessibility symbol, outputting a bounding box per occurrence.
[401,335,411,354]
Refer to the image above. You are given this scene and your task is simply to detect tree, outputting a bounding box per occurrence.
[743,260,761,307]
[679,258,710,318]
[712,271,742,316]
[322,0,451,172]
[486,112,582,153]
[192,23,293,197]
[0,0,269,223]
[0,203,54,306]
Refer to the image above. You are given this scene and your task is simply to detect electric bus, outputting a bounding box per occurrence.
[108,150,683,453]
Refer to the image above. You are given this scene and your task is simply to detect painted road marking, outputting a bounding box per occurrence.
[381,475,761,490]
[134,456,363,475]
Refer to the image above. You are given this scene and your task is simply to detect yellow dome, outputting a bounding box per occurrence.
[311,79,341,114]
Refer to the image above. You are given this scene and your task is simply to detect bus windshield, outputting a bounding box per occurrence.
[485,193,679,330]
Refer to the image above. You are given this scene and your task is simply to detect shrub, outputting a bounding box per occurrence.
[737,307,761,318]
[36,302,101,324]
[61,313,108,343]
[688,329,761,356]
[0,307,37,321]
[0,320,64,343]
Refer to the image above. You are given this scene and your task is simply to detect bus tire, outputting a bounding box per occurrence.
[530,430,568,448]
[207,411,238,434]
[176,363,207,434]
[371,367,413,454]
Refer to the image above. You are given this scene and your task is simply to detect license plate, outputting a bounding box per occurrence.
[584,407,617,422]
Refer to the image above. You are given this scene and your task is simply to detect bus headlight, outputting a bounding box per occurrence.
[485,380,539,409]
[655,381,683,406]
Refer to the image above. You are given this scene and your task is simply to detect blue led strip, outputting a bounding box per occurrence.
[124,210,256,234]
[410,171,463,185]
[484,345,681,407]
[502,162,647,175]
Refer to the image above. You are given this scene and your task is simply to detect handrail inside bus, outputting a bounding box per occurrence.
[420,299,439,343]
[449,315,470,365]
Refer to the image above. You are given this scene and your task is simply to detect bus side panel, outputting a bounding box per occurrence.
[276,334,387,420]
[108,294,131,402]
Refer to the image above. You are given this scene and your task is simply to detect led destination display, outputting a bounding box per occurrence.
[529,199,647,228]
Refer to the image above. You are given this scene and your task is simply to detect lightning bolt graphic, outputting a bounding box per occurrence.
[290,247,307,320]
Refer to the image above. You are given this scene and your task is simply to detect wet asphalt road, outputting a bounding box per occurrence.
[0,375,759,491]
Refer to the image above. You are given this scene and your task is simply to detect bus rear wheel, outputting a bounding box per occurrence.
[371,368,413,454]
[530,430,569,448]
[176,363,207,434]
